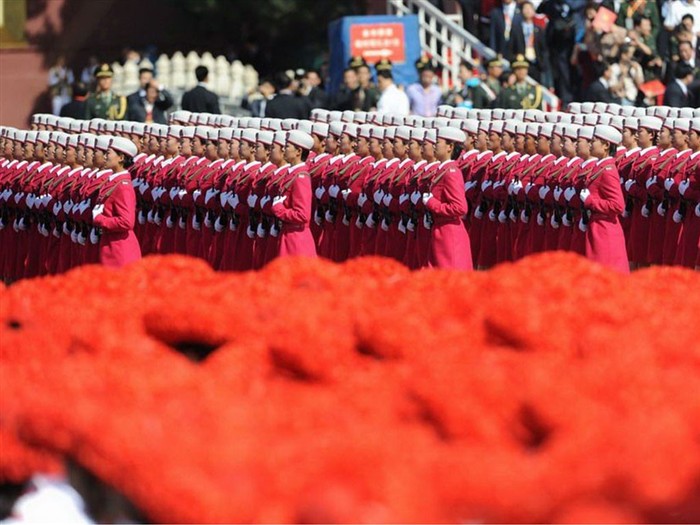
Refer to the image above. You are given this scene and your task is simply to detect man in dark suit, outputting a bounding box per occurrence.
[586,61,621,103]
[490,0,522,61]
[59,82,88,119]
[181,66,221,114]
[664,64,695,107]
[126,81,174,124]
[509,1,549,84]
[265,72,311,119]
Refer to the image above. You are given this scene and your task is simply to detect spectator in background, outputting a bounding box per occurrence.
[664,0,700,34]
[444,61,478,108]
[629,15,664,80]
[539,0,578,104]
[473,58,504,108]
[490,0,522,60]
[406,60,443,117]
[181,66,221,114]
[80,55,99,88]
[616,0,660,39]
[586,60,622,102]
[663,63,696,105]
[126,81,174,124]
[48,55,74,116]
[674,39,700,98]
[333,66,377,112]
[610,44,645,104]
[300,69,328,109]
[265,72,311,119]
[60,82,88,119]
[355,62,381,109]
[510,1,550,84]
[376,69,410,116]
[245,77,276,118]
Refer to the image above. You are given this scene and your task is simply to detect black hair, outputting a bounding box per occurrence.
[678,40,694,50]
[300,148,310,162]
[377,70,393,81]
[675,63,694,79]
[593,60,611,79]
[195,66,209,82]
[274,71,293,91]
[451,142,464,160]
[138,67,154,76]
[681,13,694,23]
[72,81,88,98]
[608,143,617,157]
[633,14,650,27]
[122,152,134,169]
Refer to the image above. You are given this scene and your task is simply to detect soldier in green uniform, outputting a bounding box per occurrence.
[85,63,127,120]
[472,58,504,109]
[496,55,543,110]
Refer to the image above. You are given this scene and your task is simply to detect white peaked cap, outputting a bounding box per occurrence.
[539,123,554,138]
[461,119,480,135]
[168,125,183,139]
[489,120,505,134]
[563,124,581,140]
[593,124,622,145]
[329,121,345,137]
[343,123,359,139]
[424,129,437,144]
[622,117,639,130]
[638,116,663,132]
[311,108,330,122]
[410,127,427,141]
[437,126,466,143]
[312,122,329,138]
[110,136,138,157]
[578,126,595,140]
[395,126,412,141]
[297,121,313,134]
[218,128,233,141]
[674,118,691,132]
[257,130,275,146]
[241,129,258,144]
[370,126,386,140]
[287,130,314,150]
[181,126,196,139]
[690,118,700,132]
[609,116,625,131]
[358,124,373,140]
[273,130,287,146]
[95,135,112,151]
[384,126,397,139]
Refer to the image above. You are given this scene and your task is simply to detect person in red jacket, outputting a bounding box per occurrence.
[579,125,629,273]
[271,130,317,258]
[91,137,141,268]
[421,127,472,270]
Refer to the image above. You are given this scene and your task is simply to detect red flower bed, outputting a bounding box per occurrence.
[1,253,699,523]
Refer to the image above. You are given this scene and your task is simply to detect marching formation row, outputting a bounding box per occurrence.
[1,103,700,282]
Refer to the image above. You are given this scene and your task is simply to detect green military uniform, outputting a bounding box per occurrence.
[616,0,660,40]
[472,77,501,109]
[496,55,543,110]
[85,63,127,120]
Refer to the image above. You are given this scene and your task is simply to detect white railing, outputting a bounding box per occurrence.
[387,0,560,110]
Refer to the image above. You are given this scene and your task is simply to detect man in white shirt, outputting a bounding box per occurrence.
[664,0,700,34]
[376,70,410,116]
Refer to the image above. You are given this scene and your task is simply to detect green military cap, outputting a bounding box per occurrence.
[415,55,433,72]
[348,56,368,69]
[487,57,504,68]
[94,63,114,78]
[511,54,529,69]
[375,58,393,72]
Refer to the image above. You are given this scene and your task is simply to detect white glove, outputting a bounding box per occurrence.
[246,194,258,208]
[679,179,690,196]
[358,192,368,207]
[550,214,559,229]
[481,179,492,191]
[695,203,700,217]
[78,200,90,214]
[219,191,230,207]
[578,218,588,232]
[154,211,163,226]
[13,192,24,204]
[498,210,507,223]
[465,180,478,192]
[525,182,535,194]
[382,193,393,206]
[494,180,505,188]
[63,200,73,213]
[365,213,376,228]
[314,211,322,226]
[328,184,340,198]
[150,187,160,200]
[373,188,384,204]
[192,188,202,200]
[70,229,78,243]
[314,186,326,199]
[520,209,529,224]
[645,175,657,189]
[228,218,236,231]
[538,186,550,200]
[62,222,70,235]
[488,209,497,222]
[624,179,636,192]
[656,202,666,217]
[228,193,240,210]
[579,188,590,204]
[256,223,266,238]
[52,202,62,215]
[192,214,201,231]
[177,189,187,199]
[166,215,174,229]
[664,178,674,191]
[203,212,212,228]
[564,187,576,202]
[26,194,35,209]
[139,182,148,194]
[270,223,280,237]
[474,206,484,220]
[641,204,650,218]
[53,226,61,239]
[260,195,271,209]
[536,212,545,226]
[77,232,86,246]
[421,192,433,206]
[273,195,287,207]
[147,210,154,223]
[406,219,415,232]
[553,186,563,201]
[179,217,187,230]
[398,220,406,233]
[204,188,218,204]
[342,214,350,226]
[410,191,421,205]
[380,218,389,231]
[92,204,104,220]
[170,187,179,200]
[246,225,255,238]
[138,210,146,224]
[673,210,683,223]
[325,210,334,223]
[512,180,523,195]
[562,213,572,227]
[399,193,409,205]
[89,228,99,244]
[341,189,352,201]
[355,216,363,229]
[422,213,432,229]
